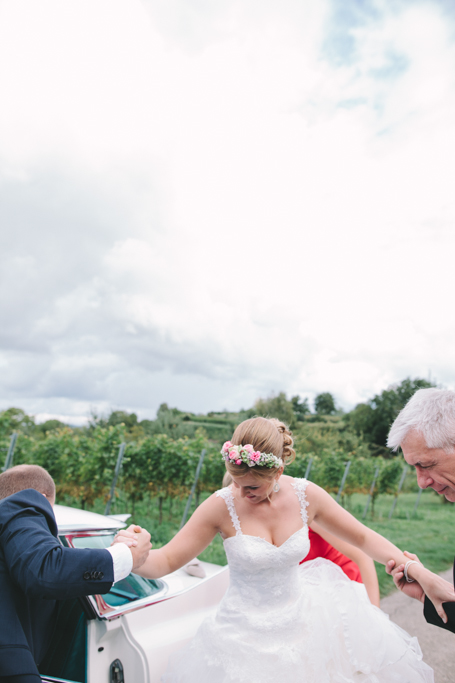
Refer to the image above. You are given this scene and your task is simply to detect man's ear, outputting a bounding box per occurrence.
[41,493,55,508]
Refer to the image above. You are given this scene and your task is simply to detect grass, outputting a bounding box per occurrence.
[87,487,455,598]
[344,490,455,596]
[89,490,229,567]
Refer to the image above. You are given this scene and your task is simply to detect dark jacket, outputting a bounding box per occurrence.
[0,489,114,677]
[423,560,455,633]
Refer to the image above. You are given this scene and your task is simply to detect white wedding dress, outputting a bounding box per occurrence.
[162,478,434,683]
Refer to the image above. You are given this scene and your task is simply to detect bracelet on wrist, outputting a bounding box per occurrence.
[404,559,419,583]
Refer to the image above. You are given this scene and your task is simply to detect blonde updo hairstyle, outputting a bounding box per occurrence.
[225,416,295,483]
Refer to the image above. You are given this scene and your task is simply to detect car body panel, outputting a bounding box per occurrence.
[45,504,229,683]
[111,564,229,682]
[54,504,126,533]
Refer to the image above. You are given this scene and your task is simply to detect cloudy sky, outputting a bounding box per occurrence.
[1,0,455,424]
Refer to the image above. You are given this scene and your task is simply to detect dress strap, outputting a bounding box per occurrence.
[291,478,310,526]
[215,487,242,535]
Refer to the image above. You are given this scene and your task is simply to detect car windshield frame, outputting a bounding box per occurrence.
[62,530,169,620]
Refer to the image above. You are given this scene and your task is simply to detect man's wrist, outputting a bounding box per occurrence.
[107,543,133,582]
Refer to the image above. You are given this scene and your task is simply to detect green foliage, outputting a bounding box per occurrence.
[343,458,377,496]
[291,396,310,422]
[138,404,236,442]
[2,420,221,516]
[293,418,370,460]
[318,454,346,492]
[254,392,294,425]
[0,377,437,518]
[340,490,455,597]
[0,408,36,438]
[377,460,404,494]
[36,420,67,437]
[5,433,35,467]
[285,453,316,479]
[348,377,435,450]
[254,392,315,428]
[314,392,337,415]
[198,442,226,495]
[106,411,138,430]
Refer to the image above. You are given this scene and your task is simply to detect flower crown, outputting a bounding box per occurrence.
[221,441,283,469]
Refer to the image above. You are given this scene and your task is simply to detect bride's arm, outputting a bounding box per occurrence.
[310,521,380,607]
[115,495,222,579]
[307,483,410,567]
[307,483,455,621]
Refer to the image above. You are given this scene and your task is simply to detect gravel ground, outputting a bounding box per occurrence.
[380,569,455,683]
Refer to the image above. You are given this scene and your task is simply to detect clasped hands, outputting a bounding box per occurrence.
[386,551,455,624]
[113,524,152,571]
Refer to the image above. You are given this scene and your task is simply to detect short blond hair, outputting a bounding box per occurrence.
[0,464,55,501]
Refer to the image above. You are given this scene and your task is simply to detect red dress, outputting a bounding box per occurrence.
[300,528,362,583]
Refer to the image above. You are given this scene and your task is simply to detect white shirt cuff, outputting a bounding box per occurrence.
[107,543,134,583]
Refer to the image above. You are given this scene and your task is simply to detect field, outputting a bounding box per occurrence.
[87,486,455,597]
[343,490,455,595]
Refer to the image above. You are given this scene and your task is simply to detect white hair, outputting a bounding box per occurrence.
[387,388,455,453]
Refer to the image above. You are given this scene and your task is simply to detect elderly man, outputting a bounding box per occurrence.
[386,388,455,632]
[0,464,151,683]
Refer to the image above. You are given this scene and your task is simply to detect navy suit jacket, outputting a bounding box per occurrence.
[423,560,455,633]
[0,489,114,677]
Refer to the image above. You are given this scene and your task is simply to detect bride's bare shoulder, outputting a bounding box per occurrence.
[281,475,320,491]
[283,477,329,504]
[193,488,232,522]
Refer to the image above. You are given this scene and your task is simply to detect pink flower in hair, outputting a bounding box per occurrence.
[236,459,242,465]
[251,451,261,462]
[243,444,254,453]
[229,449,238,460]
[223,441,233,452]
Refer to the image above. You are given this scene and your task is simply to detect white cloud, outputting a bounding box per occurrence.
[1,0,455,422]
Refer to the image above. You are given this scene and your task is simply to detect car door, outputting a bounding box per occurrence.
[42,526,229,683]
[74,529,229,683]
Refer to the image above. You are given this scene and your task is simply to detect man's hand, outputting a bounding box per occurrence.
[113,524,152,571]
[385,551,425,603]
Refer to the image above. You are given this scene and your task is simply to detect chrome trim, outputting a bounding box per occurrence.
[63,530,169,618]
[54,504,127,533]
[62,529,123,540]
[100,564,229,621]
[85,578,170,619]
[60,524,229,622]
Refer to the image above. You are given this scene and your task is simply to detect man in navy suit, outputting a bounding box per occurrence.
[0,464,151,683]
[386,388,455,632]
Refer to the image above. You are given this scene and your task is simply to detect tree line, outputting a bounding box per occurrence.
[0,377,435,517]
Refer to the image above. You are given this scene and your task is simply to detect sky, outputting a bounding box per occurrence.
[1,0,455,424]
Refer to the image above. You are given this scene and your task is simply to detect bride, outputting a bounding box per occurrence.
[115,417,450,682]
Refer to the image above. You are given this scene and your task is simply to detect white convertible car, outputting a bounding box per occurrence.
[39,505,229,683]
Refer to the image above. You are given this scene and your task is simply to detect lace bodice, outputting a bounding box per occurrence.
[164,476,434,683]
[215,478,311,606]
[216,486,242,535]
[216,477,310,533]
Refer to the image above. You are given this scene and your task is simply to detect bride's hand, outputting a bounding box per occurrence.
[113,525,153,571]
[386,551,426,603]
[113,524,145,548]
[416,567,455,624]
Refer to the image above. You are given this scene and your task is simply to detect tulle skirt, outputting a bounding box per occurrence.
[162,558,434,683]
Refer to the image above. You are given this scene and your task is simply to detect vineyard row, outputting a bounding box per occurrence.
[1,425,421,517]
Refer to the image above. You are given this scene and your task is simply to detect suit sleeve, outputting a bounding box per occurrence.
[0,498,114,599]
[424,596,455,634]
